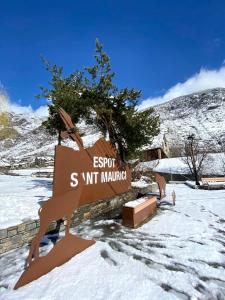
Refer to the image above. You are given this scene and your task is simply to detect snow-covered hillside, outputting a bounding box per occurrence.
[151,88,225,152]
[0,111,102,168]
[0,87,225,168]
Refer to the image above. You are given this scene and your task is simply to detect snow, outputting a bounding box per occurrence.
[149,88,225,152]
[208,182,225,186]
[1,88,225,169]
[204,153,225,176]
[0,109,103,167]
[0,171,151,229]
[0,175,52,229]
[136,153,225,176]
[153,158,190,174]
[185,180,200,189]
[124,197,148,208]
[1,183,225,299]
[131,181,150,188]
[131,175,153,188]
[136,157,190,175]
[10,167,53,177]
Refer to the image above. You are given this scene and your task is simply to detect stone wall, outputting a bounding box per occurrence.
[0,184,157,255]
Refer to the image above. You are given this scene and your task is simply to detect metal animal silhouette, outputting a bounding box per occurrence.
[15,108,131,289]
[155,173,166,199]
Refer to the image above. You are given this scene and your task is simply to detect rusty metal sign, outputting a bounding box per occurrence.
[15,108,131,289]
[155,173,166,199]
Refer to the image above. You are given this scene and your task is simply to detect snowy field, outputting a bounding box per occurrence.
[0,172,52,229]
[0,170,147,229]
[1,183,225,299]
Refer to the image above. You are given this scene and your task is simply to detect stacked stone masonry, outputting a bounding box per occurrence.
[0,184,157,255]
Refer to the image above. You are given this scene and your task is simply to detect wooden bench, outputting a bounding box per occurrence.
[202,177,225,184]
[122,196,157,228]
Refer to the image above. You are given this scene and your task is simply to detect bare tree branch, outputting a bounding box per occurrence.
[180,134,208,185]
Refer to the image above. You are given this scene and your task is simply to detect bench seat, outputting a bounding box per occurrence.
[122,196,157,228]
[202,177,225,184]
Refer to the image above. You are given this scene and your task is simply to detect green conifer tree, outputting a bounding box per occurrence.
[82,39,160,159]
[39,40,160,159]
[37,58,86,144]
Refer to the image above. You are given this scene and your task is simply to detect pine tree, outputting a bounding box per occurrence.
[39,40,160,159]
[82,39,160,159]
[37,58,86,144]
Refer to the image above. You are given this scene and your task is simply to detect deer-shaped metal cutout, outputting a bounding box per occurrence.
[155,173,166,200]
[172,190,176,206]
[15,108,131,289]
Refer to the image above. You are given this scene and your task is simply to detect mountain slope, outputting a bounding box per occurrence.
[0,87,225,168]
[0,111,102,168]
[151,87,225,153]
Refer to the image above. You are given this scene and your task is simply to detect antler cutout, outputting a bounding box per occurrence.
[59,108,84,149]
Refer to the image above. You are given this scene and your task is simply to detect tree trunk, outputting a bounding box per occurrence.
[190,139,200,186]
[193,167,200,186]
[107,127,125,161]
[117,141,125,162]
[58,130,62,145]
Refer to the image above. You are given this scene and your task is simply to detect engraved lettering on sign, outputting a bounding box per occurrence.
[70,156,127,187]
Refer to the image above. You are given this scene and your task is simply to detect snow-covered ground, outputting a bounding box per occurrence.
[1,184,225,299]
[10,167,53,176]
[0,174,52,228]
[0,171,148,229]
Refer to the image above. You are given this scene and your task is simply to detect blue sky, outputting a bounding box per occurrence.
[1,0,225,111]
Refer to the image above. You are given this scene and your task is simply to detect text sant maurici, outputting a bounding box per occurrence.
[70,156,127,187]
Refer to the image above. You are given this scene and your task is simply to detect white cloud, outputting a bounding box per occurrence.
[0,89,9,112]
[139,66,225,110]
[0,87,48,118]
[2,65,225,116]
[9,102,48,118]
[34,105,48,118]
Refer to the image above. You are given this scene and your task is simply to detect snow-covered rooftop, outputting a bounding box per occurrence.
[136,153,225,176]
